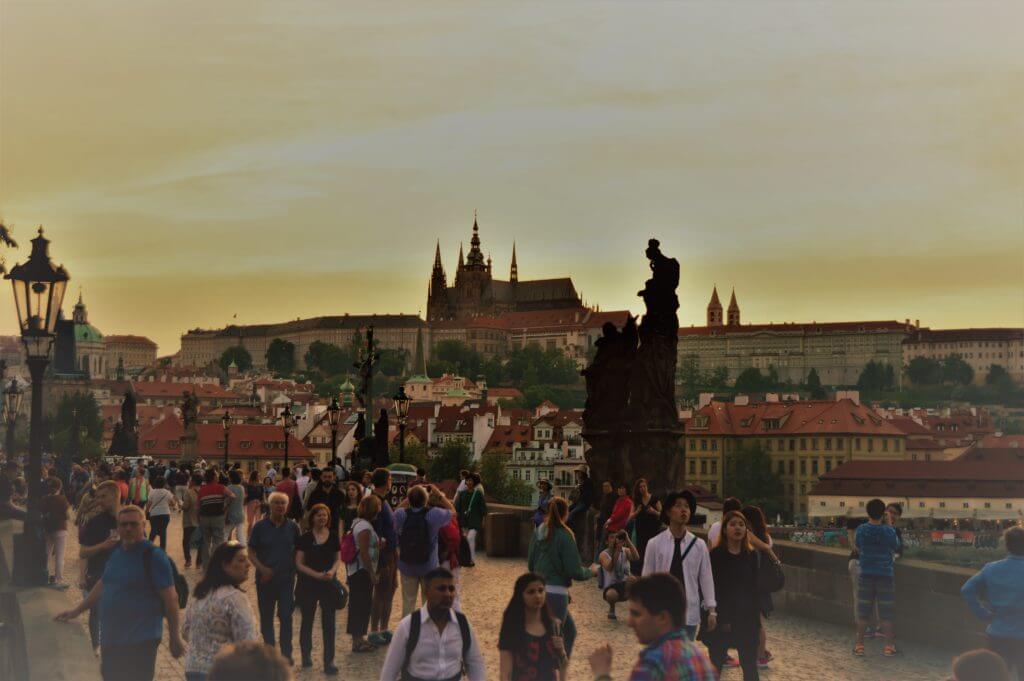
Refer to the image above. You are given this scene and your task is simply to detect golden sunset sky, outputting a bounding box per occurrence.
[1,1,1021,355]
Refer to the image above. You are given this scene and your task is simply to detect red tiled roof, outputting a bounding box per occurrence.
[487,388,524,400]
[105,334,158,347]
[903,328,1024,344]
[430,316,511,331]
[888,417,932,437]
[679,320,908,337]
[685,399,903,437]
[582,311,632,330]
[811,458,1024,499]
[132,381,238,400]
[979,435,1024,449]
[905,439,943,451]
[955,447,1024,465]
[138,416,311,459]
[486,424,532,450]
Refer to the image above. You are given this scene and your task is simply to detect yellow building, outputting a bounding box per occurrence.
[902,327,1024,384]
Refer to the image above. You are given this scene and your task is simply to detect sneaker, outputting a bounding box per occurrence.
[853,643,865,657]
[324,664,339,676]
[762,651,774,663]
[883,645,897,657]
[724,656,740,667]
[757,655,771,668]
[607,611,617,620]
[381,631,394,644]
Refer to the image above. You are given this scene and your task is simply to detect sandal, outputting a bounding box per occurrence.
[853,643,865,656]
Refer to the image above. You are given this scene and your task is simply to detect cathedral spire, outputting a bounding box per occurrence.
[433,239,443,271]
[707,285,723,327]
[510,241,518,283]
[727,288,740,326]
[457,243,464,270]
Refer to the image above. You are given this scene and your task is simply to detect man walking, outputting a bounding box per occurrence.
[961,526,1024,677]
[369,467,399,646]
[249,491,301,664]
[76,479,121,652]
[197,468,235,565]
[395,485,455,617]
[588,573,717,681]
[305,467,346,535]
[642,490,716,640]
[379,567,485,681]
[56,505,185,681]
[853,498,900,657]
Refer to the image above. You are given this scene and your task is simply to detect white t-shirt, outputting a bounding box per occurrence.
[600,548,631,586]
[148,488,176,516]
[707,521,722,548]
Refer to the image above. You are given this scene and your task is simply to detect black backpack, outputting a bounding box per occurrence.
[399,509,432,565]
[403,610,471,680]
[143,544,189,610]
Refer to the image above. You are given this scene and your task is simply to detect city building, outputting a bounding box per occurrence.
[902,327,1024,384]
[426,217,585,321]
[138,415,313,468]
[678,287,910,388]
[683,396,906,518]
[130,379,240,408]
[52,293,107,378]
[506,409,587,504]
[104,335,158,378]
[808,456,1024,523]
[178,314,427,370]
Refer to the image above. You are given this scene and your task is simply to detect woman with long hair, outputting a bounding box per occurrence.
[743,505,776,668]
[340,481,362,535]
[700,510,763,680]
[244,470,264,537]
[627,477,662,570]
[295,503,341,674]
[347,494,380,653]
[182,542,258,681]
[527,496,594,659]
[498,573,568,681]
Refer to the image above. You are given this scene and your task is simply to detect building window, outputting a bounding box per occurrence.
[855,438,861,451]
[689,439,697,451]
[939,501,945,508]
[777,461,785,475]
[812,459,819,474]
[825,438,832,451]
[688,460,696,475]
[800,439,807,451]
[867,439,874,453]
[895,440,901,452]
[839,501,846,508]
[525,471,531,481]
[1007,503,1013,509]
[711,460,718,475]
[701,439,708,451]
[788,460,795,475]
[918,502,925,508]
[700,460,708,474]
[963,502,969,509]
[984,502,991,509]
[812,438,818,450]
[800,459,806,475]
[710,482,718,494]
[789,439,796,451]
[824,459,832,472]
[765,439,772,452]
[882,439,889,452]
[800,483,806,494]
[711,440,718,451]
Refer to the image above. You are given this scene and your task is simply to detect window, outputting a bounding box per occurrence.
[688,460,696,475]
[789,439,796,451]
[895,440,901,452]
[867,439,874,453]
[711,440,718,451]
[700,460,708,474]
[939,501,946,508]
[711,460,718,475]
[800,439,807,451]
[513,469,520,479]
[824,459,832,472]
[855,438,861,451]
[765,439,772,452]
[839,501,846,508]
[689,439,697,451]
[788,460,795,475]
[882,439,889,452]
[984,502,991,509]
[812,459,819,474]
[800,483,806,494]
[777,461,785,475]
[1007,503,1013,510]
[918,502,925,508]
[825,438,832,451]
[701,439,708,451]
[962,502,969,509]
[811,438,818,450]
[800,459,806,475]
[710,483,718,494]
[525,471,531,481]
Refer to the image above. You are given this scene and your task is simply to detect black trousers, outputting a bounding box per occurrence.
[182,525,196,564]
[705,626,760,681]
[101,639,160,681]
[149,514,170,549]
[346,569,373,638]
[299,590,337,665]
[989,635,1024,678]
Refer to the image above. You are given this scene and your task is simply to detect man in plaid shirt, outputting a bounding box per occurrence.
[589,573,718,681]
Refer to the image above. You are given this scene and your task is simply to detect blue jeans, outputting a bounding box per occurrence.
[546,592,577,659]
[257,577,295,658]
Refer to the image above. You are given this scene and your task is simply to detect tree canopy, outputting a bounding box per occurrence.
[219,346,253,373]
[265,338,296,376]
[724,441,786,520]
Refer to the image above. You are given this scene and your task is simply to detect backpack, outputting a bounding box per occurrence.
[403,610,471,680]
[340,531,358,565]
[143,544,189,610]
[398,509,431,565]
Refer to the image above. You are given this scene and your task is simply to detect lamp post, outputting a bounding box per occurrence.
[2,378,23,460]
[222,411,231,471]
[326,396,341,468]
[5,227,70,586]
[393,385,410,464]
[280,404,294,469]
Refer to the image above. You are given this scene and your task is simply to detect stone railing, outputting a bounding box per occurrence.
[481,508,988,651]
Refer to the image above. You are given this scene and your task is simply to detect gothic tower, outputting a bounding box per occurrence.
[727,288,740,326]
[707,286,723,327]
[427,240,451,321]
[510,241,518,283]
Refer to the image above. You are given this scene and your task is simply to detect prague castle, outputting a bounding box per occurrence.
[426,217,584,322]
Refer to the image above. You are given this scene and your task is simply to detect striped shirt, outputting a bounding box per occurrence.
[198,483,228,517]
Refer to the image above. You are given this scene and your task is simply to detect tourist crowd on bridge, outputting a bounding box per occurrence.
[0,455,1021,680]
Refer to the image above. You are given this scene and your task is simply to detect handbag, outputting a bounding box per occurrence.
[756,551,785,594]
[329,578,349,610]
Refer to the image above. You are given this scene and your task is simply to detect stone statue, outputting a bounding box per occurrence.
[582,316,637,429]
[181,390,198,430]
[374,408,390,467]
[109,391,140,456]
[120,390,137,433]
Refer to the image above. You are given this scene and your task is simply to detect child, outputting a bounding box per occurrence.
[853,498,900,656]
[599,530,638,620]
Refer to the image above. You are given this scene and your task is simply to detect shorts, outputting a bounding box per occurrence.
[603,583,628,600]
[857,574,894,622]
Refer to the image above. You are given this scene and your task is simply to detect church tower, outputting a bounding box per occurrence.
[427,240,451,321]
[727,288,740,326]
[73,290,88,324]
[707,286,723,327]
[510,242,518,283]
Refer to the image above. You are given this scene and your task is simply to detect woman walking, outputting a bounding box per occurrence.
[145,476,178,550]
[498,573,569,681]
[295,504,341,675]
[40,476,70,587]
[346,494,380,653]
[127,465,150,507]
[182,473,201,568]
[244,470,264,537]
[628,478,662,570]
[225,470,247,545]
[701,510,767,680]
[340,481,362,534]
[743,505,776,668]
[455,473,486,566]
[182,542,259,681]
[527,496,594,659]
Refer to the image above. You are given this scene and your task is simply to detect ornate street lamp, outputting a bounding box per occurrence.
[5,227,70,586]
[393,385,410,464]
[326,396,341,467]
[221,410,231,470]
[280,403,295,469]
[2,378,23,459]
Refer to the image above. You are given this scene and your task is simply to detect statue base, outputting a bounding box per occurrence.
[180,428,198,462]
[582,427,686,496]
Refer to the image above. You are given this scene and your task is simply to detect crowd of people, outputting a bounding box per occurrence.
[0,455,1020,680]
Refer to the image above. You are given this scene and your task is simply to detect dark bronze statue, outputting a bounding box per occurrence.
[181,390,198,429]
[374,408,390,467]
[109,390,139,456]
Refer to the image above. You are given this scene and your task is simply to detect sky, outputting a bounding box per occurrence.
[1,1,1022,355]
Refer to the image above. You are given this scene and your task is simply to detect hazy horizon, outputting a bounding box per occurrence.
[1,2,1021,355]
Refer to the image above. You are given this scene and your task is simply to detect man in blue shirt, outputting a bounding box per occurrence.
[57,505,184,681]
[249,491,301,665]
[962,526,1024,677]
[369,467,399,646]
[853,498,900,657]
[394,485,454,618]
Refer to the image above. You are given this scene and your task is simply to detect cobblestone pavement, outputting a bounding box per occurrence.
[53,514,953,681]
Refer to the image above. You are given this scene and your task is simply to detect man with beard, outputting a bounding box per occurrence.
[305,467,346,536]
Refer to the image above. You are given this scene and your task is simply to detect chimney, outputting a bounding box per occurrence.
[698,393,714,409]
[765,393,779,403]
[915,319,920,328]
[734,395,749,406]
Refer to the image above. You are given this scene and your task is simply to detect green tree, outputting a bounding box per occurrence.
[805,368,826,399]
[734,368,765,393]
[857,360,889,393]
[941,354,974,386]
[304,341,351,376]
[705,366,730,391]
[677,355,702,402]
[51,393,104,462]
[480,449,532,505]
[389,441,428,470]
[378,348,408,377]
[986,365,1015,396]
[724,442,785,519]
[265,338,296,376]
[428,340,482,378]
[906,357,943,386]
[428,441,474,483]
[482,355,505,386]
[219,346,253,373]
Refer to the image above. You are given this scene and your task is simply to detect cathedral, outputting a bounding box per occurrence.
[426,217,585,321]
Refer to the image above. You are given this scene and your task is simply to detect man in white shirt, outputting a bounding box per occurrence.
[295,467,311,498]
[642,490,717,641]
[379,567,485,681]
[265,463,277,483]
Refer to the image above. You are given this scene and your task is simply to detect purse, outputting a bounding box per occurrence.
[756,551,785,594]
[329,577,349,610]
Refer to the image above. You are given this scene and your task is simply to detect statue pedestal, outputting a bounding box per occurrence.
[181,426,198,462]
[583,427,686,496]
